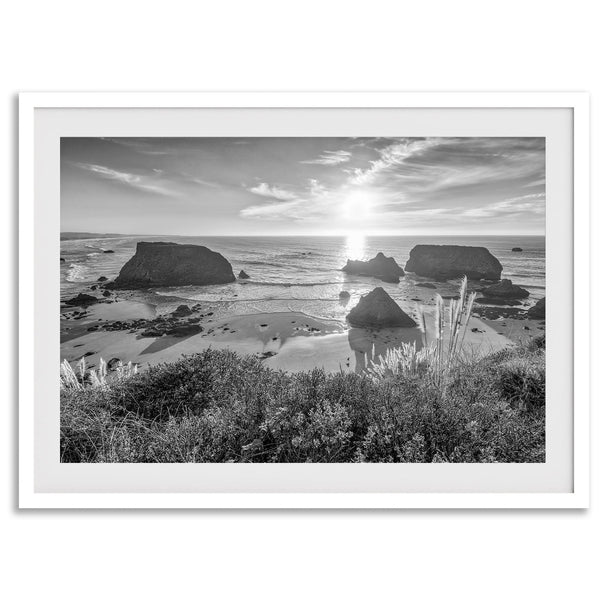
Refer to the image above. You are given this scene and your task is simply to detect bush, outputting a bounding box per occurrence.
[60,345,545,464]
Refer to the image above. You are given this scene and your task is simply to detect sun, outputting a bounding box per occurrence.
[341,190,374,221]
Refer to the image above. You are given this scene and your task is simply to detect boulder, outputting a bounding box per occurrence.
[347,287,417,328]
[342,252,405,283]
[512,247,523,252]
[528,297,546,319]
[238,270,250,279]
[339,291,351,299]
[97,276,108,282]
[103,249,115,254]
[64,293,99,307]
[405,245,502,280]
[108,242,235,289]
[60,258,65,263]
[172,304,192,317]
[482,279,529,299]
[107,358,121,370]
[102,290,111,297]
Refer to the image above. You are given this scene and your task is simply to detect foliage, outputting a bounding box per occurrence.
[60,344,545,464]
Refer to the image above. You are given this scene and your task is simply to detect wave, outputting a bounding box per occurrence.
[237,280,340,288]
[66,263,91,282]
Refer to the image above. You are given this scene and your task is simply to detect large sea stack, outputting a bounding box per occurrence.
[405,245,502,280]
[109,242,235,289]
[347,287,416,328]
[342,252,405,283]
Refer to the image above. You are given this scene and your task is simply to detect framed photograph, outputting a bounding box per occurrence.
[19,92,589,509]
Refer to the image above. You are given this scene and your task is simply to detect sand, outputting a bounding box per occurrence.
[60,295,538,374]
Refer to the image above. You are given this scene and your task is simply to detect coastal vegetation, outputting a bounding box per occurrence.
[60,278,545,463]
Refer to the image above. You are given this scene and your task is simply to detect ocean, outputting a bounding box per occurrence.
[60,235,545,322]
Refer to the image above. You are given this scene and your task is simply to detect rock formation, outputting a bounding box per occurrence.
[63,293,100,307]
[405,245,502,280]
[342,252,405,283]
[528,297,546,319]
[238,270,250,279]
[347,287,417,328]
[482,279,529,299]
[339,291,351,299]
[512,247,523,252]
[109,242,235,289]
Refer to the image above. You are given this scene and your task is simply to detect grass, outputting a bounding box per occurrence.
[60,341,545,463]
[60,277,545,463]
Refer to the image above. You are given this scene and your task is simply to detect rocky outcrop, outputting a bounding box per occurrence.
[64,293,100,307]
[512,247,523,252]
[109,242,235,289]
[103,249,115,254]
[405,245,502,280]
[339,291,350,299]
[238,270,250,279]
[342,252,405,283]
[347,287,416,328]
[97,276,108,282]
[482,279,529,299]
[528,297,546,319]
[172,304,192,317]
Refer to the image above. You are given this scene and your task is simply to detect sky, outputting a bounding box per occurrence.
[61,137,545,236]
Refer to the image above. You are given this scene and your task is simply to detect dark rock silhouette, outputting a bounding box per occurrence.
[347,287,416,328]
[172,304,192,317]
[60,258,65,262]
[405,245,502,280]
[103,249,115,254]
[109,242,235,289]
[528,297,546,319]
[512,247,523,252]
[482,279,529,299]
[238,270,250,279]
[97,276,108,282]
[342,252,404,283]
[64,293,100,307]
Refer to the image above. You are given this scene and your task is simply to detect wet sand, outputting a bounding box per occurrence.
[60,296,537,374]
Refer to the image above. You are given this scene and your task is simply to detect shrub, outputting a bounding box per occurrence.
[60,343,545,463]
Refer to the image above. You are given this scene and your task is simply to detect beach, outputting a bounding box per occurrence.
[61,280,545,374]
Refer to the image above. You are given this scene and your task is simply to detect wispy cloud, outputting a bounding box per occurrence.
[301,150,352,165]
[74,162,179,196]
[248,182,298,201]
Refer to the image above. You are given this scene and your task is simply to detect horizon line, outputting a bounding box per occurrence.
[61,231,546,237]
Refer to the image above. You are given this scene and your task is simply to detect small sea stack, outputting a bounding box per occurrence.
[347,287,417,328]
[528,297,546,319]
[342,252,405,283]
[238,270,250,279]
[482,279,529,299]
[108,241,236,289]
[405,245,502,280]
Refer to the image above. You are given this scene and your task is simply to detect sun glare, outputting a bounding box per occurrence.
[345,233,366,260]
[342,191,373,221]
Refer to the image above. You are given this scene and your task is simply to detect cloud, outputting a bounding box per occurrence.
[74,162,178,196]
[300,150,352,165]
[248,182,298,201]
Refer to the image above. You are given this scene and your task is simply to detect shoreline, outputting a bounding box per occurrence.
[60,294,544,374]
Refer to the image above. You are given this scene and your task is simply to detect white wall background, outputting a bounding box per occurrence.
[1,1,597,598]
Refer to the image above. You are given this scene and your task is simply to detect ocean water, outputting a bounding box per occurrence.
[60,235,545,322]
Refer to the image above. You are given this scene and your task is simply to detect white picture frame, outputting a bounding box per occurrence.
[19,92,590,509]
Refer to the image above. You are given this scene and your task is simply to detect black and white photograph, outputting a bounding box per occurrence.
[59,135,546,463]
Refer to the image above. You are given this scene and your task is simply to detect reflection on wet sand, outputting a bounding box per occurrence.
[348,326,424,373]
